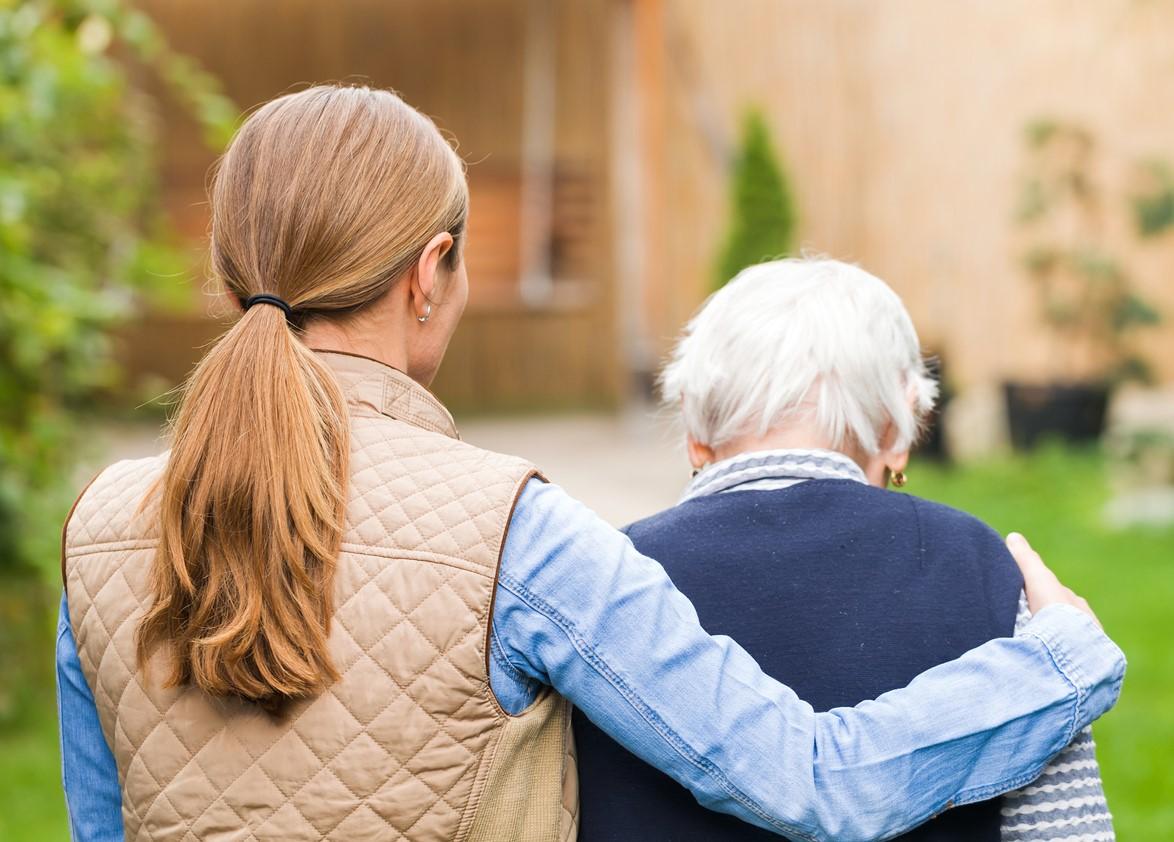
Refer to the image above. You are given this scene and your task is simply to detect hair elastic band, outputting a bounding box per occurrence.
[244,293,294,320]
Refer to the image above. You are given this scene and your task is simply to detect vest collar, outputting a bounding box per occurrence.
[313,350,459,440]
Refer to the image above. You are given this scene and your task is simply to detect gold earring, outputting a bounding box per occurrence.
[891,470,907,488]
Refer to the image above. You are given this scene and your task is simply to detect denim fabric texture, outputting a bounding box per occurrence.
[57,593,123,842]
[58,479,1125,842]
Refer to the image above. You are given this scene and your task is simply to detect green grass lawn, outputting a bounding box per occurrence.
[915,447,1174,838]
[0,703,68,841]
[1,447,1170,839]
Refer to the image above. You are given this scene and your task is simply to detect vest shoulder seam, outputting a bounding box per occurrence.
[338,543,498,578]
[68,539,159,559]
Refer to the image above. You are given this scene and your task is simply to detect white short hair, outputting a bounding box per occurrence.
[661,258,938,455]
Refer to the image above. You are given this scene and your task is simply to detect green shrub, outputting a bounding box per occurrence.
[0,0,234,578]
[0,0,235,724]
[714,109,798,290]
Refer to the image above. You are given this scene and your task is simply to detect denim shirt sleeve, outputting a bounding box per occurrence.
[490,478,1127,842]
[56,592,124,842]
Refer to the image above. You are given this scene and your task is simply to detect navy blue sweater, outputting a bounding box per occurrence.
[574,479,1024,841]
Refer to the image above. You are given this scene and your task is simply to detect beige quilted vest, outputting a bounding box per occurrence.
[63,351,579,841]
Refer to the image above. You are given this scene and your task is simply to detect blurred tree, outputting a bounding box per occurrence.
[0,0,235,720]
[714,109,797,290]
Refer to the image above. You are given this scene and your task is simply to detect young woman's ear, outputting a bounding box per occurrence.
[410,232,454,319]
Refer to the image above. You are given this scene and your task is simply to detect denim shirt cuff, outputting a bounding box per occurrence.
[1018,604,1127,737]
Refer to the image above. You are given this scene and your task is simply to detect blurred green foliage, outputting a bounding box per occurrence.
[1015,119,1161,385]
[0,0,235,725]
[0,0,234,577]
[1131,159,1174,238]
[714,109,797,290]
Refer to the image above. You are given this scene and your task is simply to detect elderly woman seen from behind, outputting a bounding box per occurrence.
[574,258,1114,842]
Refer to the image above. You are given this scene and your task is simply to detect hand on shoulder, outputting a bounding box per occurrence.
[1006,532,1101,628]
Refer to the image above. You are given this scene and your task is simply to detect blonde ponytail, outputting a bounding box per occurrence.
[136,85,468,710]
[138,303,347,707]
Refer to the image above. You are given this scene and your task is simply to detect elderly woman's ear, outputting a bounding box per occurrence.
[863,412,914,488]
[878,446,910,488]
[687,438,716,471]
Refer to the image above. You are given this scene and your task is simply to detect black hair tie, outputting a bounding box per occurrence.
[244,293,293,321]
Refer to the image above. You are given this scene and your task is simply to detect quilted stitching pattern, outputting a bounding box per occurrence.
[561,719,579,842]
[65,355,578,841]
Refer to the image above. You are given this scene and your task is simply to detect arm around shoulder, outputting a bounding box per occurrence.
[490,481,1126,841]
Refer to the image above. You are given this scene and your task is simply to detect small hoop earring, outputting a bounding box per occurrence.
[417,303,432,324]
[891,470,908,488]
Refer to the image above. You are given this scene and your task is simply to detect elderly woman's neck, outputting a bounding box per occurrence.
[712,431,863,465]
[703,426,887,487]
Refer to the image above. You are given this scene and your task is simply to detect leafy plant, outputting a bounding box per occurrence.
[1131,160,1174,238]
[1015,119,1161,385]
[714,109,797,290]
[0,0,235,722]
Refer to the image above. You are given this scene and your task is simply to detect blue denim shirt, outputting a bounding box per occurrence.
[58,478,1126,842]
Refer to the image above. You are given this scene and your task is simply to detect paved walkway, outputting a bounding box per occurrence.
[89,406,689,528]
[459,408,688,525]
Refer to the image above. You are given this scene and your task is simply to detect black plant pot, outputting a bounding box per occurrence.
[916,355,952,461]
[1003,381,1110,451]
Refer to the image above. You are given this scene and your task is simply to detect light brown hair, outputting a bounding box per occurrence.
[136,85,468,710]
